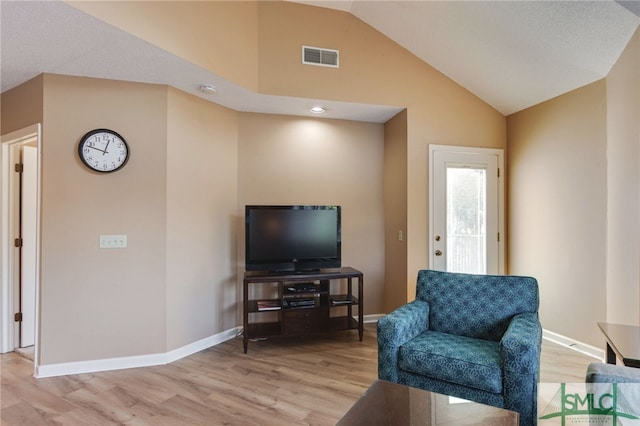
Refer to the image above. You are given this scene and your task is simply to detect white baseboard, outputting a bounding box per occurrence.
[166,327,240,364]
[364,313,384,323]
[35,326,242,378]
[34,317,376,378]
[35,322,598,378]
[543,329,605,361]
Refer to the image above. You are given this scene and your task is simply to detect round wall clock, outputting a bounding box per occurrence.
[78,129,129,173]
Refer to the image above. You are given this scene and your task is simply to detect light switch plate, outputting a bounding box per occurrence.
[99,235,127,249]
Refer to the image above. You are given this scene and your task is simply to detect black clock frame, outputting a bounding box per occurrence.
[78,128,130,173]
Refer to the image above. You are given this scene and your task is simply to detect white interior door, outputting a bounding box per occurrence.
[1,123,41,358]
[429,145,504,274]
[20,146,37,347]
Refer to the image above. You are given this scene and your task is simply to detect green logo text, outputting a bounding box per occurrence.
[540,383,639,424]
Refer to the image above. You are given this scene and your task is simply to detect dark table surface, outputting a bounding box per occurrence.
[337,380,519,426]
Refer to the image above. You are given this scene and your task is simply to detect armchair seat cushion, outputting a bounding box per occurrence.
[398,330,502,394]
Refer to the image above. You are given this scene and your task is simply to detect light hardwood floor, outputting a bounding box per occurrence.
[1,323,597,425]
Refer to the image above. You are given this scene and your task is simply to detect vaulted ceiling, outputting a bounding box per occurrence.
[293,0,640,114]
[2,1,638,121]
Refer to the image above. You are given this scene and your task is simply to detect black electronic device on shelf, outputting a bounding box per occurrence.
[282,282,322,309]
[284,299,317,308]
[330,295,356,306]
[285,283,319,293]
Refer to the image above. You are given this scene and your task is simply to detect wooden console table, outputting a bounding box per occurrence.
[242,267,363,353]
[598,322,640,367]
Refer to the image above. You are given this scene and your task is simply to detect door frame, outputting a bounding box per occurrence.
[1,124,41,369]
[428,144,505,274]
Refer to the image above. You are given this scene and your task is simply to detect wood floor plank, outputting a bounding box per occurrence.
[97,372,178,407]
[0,401,61,426]
[62,386,138,423]
[1,323,598,425]
[120,400,202,426]
[160,394,238,425]
[2,380,76,419]
[204,391,282,426]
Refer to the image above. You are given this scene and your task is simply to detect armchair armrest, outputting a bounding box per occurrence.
[499,312,542,424]
[377,300,429,382]
[499,312,542,375]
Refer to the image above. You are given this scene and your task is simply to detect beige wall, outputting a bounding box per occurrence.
[0,75,44,135]
[69,1,259,91]
[237,113,385,314]
[38,0,636,358]
[1,74,241,365]
[606,28,640,326]
[2,1,513,367]
[166,88,239,350]
[507,81,608,347]
[383,110,408,312]
[254,1,506,298]
[40,75,169,363]
[404,100,505,299]
[508,28,640,347]
[73,0,505,301]
[256,2,411,105]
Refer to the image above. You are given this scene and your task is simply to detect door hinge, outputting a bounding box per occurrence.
[15,163,23,173]
[497,168,500,178]
[14,238,23,248]
[14,312,22,322]
[497,232,501,242]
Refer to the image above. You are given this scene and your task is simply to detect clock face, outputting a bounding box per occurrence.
[78,129,129,173]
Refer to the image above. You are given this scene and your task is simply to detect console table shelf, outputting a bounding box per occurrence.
[243,267,364,353]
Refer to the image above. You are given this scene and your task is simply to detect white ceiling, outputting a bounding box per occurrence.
[1,1,639,122]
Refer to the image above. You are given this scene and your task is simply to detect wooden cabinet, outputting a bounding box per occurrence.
[242,267,364,353]
[282,308,329,335]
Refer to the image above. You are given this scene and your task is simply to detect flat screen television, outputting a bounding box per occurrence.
[245,205,341,273]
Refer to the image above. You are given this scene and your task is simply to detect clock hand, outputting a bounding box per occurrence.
[88,146,107,154]
[103,140,111,155]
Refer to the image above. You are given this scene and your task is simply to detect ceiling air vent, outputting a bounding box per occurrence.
[302,45,339,68]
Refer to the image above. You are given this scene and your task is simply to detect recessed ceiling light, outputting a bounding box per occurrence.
[310,106,326,114]
[199,84,216,95]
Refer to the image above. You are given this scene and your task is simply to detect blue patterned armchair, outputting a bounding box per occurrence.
[378,270,542,426]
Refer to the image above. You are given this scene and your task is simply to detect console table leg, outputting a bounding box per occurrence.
[243,336,248,354]
[606,342,616,364]
[358,275,363,341]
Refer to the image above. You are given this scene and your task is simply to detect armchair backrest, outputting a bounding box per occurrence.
[416,269,539,341]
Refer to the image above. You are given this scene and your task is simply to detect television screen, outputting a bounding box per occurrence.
[245,205,341,272]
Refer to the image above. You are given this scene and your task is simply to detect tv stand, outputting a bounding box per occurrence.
[242,267,364,353]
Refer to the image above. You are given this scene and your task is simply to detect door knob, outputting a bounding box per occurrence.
[435,250,443,256]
